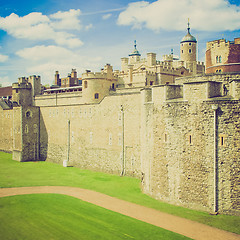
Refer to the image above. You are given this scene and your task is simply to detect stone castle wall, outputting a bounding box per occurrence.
[39,90,142,177]
[141,93,240,214]
[35,92,83,106]
[1,73,240,215]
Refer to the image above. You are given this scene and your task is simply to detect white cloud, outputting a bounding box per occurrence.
[117,0,240,32]
[50,9,82,30]
[85,24,93,31]
[27,60,103,85]
[16,45,79,62]
[0,12,50,36]
[15,45,103,85]
[54,32,83,48]
[0,10,84,48]
[28,63,81,85]
[0,54,8,62]
[102,13,112,20]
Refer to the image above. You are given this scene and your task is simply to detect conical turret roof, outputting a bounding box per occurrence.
[129,40,141,56]
[181,21,197,43]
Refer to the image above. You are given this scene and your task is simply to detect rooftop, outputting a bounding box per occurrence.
[0,86,12,97]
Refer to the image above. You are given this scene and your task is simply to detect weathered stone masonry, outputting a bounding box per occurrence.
[139,78,240,215]
[0,73,240,216]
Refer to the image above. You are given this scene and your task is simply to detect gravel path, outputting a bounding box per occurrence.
[0,186,239,240]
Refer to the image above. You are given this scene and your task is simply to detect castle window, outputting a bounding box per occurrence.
[219,56,222,63]
[94,93,99,99]
[112,83,115,89]
[16,89,18,93]
[109,133,112,145]
[189,43,192,46]
[33,124,38,134]
[84,81,88,88]
[220,136,224,146]
[25,110,32,118]
[182,50,183,53]
[25,124,28,134]
[164,133,167,142]
[189,135,192,145]
[216,56,219,63]
[219,135,226,147]
[189,49,192,53]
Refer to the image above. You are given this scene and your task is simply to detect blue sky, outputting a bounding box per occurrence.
[0,0,240,86]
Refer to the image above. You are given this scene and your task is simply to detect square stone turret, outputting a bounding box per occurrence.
[12,77,32,106]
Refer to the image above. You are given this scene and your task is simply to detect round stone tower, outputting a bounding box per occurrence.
[82,64,117,104]
[180,20,197,63]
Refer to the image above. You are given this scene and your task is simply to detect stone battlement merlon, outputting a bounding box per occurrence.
[29,75,41,80]
[12,82,31,89]
[82,71,108,79]
[206,38,240,51]
[82,72,118,82]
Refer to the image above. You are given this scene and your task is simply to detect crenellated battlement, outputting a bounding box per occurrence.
[206,38,232,50]
[82,71,108,80]
[12,78,31,90]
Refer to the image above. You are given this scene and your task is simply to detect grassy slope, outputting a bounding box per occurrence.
[0,152,239,234]
[0,194,191,240]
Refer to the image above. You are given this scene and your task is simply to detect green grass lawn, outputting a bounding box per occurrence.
[0,194,191,240]
[0,151,240,235]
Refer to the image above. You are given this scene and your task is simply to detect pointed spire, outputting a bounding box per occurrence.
[134,40,137,50]
[129,40,141,56]
[187,18,190,33]
[181,19,197,43]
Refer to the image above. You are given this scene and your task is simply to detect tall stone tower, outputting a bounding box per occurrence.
[180,20,197,74]
[11,77,40,162]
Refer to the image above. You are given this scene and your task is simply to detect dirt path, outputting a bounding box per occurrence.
[0,186,239,240]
